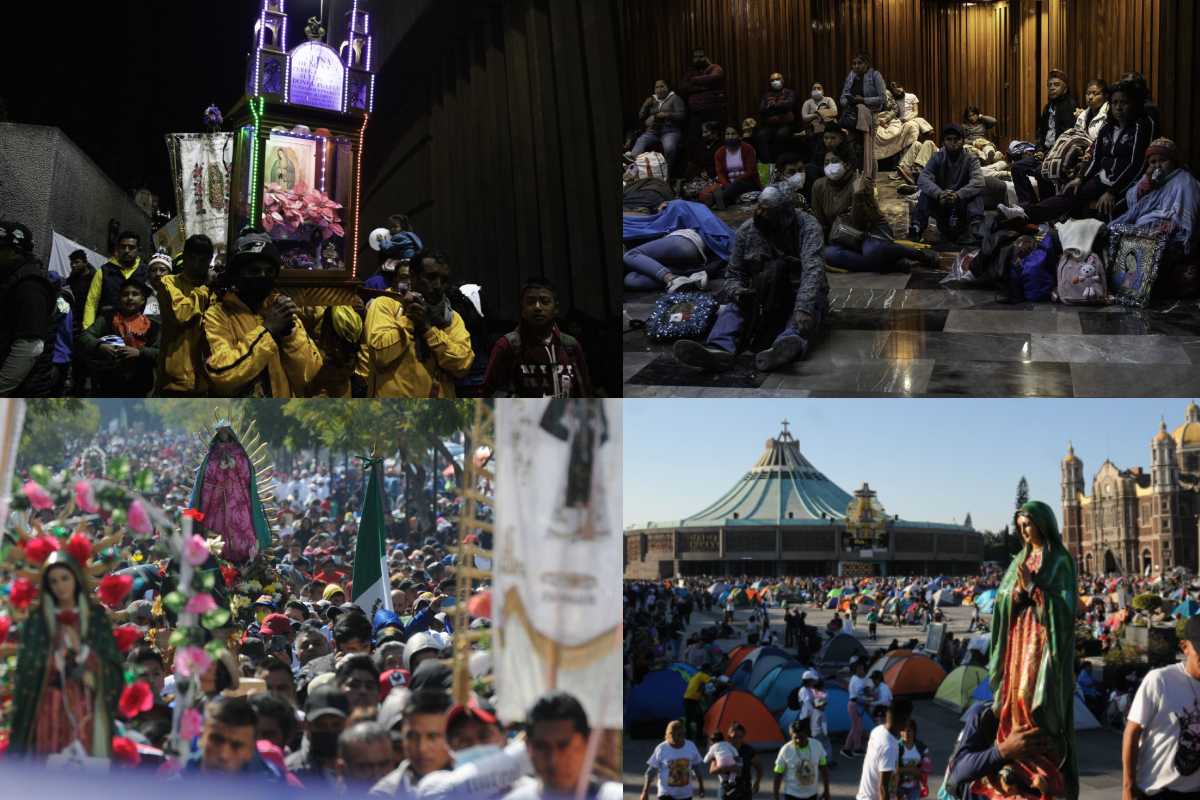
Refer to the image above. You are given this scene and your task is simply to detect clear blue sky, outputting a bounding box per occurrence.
[624,399,1197,534]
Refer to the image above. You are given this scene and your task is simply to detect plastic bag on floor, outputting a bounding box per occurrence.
[940,248,983,287]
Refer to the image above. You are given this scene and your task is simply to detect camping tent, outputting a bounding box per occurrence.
[882,653,947,696]
[704,690,784,748]
[779,683,851,734]
[974,589,997,615]
[868,649,914,679]
[710,582,731,596]
[625,668,688,724]
[816,634,868,671]
[753,663,809,712]
[1174,599,1200,618]
[935,587,960,606]
[744,650,796,690]
[933,665,988,713]
[724,644,757,676]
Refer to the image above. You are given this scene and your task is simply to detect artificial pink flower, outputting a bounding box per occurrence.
[184,592,217,615]
[74,480,99,513]
[179,708,203,740]
[174,645,213,679]
[128,499,152,535]
[183,534,211,567]
[22,481,53,511]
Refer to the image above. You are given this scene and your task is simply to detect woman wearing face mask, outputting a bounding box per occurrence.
[811,145,937,273]
[755,72,797,164]
[700,125,761,211]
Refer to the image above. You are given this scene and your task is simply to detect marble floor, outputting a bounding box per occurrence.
[623,180,1200,397]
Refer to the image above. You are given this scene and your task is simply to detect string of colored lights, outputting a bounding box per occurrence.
[352,113,368,278]
[248,96,265,228]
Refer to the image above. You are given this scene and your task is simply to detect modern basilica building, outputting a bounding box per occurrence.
[623,423,982,579]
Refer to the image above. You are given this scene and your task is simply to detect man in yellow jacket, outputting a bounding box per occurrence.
[203,231,323,397]
[83,230,149,329]
[359,249,473,397]
[153,234,214,395]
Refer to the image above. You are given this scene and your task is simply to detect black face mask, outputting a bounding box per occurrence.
[236,275,274,310]
[754,215,777,234]
[309,730,340,761]
[725,139,740,149]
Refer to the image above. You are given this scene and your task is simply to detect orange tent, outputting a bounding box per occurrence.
[882,654,947,697]
[703,690,784,748]
[868,648,913,678]
[724,644,756,676]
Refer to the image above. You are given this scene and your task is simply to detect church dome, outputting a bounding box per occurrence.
[1156,420,1172,444]
[1172,402,1200,447]
[1063,442,1078,462]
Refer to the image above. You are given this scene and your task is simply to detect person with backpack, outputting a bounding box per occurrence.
[0,220,57,397]
[482,277,592,397]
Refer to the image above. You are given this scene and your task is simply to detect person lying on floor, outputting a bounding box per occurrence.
[1110,137,1200,255]
[623,151,675,215]
[623,199,736,292]
[811,145,937,273]
[673,185,827,374]
[908,124,986,246]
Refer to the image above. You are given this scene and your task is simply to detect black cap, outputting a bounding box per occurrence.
[409,659,453,691]
[305,685,350,721]
[0,221,33,253]
[942,122,965,139]
[230,230,281,271]
[1185,617,1200,647]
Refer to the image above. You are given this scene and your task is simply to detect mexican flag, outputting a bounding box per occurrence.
[352,457,392,615]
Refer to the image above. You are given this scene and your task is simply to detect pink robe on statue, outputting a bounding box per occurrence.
[199,441,257,562]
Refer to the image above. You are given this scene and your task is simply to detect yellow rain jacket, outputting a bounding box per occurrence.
[203,292,323,397]
[299,305,362,398]
[153,273,211,395]
[82,258,142,329]
[358,296,473,398]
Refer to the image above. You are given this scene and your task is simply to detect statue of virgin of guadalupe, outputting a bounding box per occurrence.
[7,546,123,758]
[979,500,1078,800]
[189,423,273,564]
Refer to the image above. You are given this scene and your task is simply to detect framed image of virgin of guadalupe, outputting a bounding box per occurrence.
[1107,223,1168,307]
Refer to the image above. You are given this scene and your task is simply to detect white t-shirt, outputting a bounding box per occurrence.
[774,739,827,799]
[874,683,893,709]
[1127,662,1200,794]
[856,724,899,800]
[796,686,815,721]
[848,675,873,705]
[647,740,703,799]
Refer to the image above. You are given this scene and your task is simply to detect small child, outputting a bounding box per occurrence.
[867,608,878,640]
[704,731,738,798]
[810,681,833,767]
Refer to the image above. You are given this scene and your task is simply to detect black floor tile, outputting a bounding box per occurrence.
[626,354,768,389]
[1078,311,1200,337]
[826,308,949,332]
[924,360,1074,397]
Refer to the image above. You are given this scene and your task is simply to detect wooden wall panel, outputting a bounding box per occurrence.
[363,0,622,394]
[624,0,1196,165]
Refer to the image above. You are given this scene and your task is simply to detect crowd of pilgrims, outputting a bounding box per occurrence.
[0,426,621,798]
[0,214,593,399]
[622,49,1200,375]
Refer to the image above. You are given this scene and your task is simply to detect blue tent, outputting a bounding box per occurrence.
[754,664,810,713]
[1174,599,1200,618]
[974,589,997,615]
[778,684,851,734]
[972,680,993,702]
[626,668,689,724]
[718,590,732,605]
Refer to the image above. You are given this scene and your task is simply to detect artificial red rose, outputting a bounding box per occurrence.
[113,624,143,654]
[0,615,10,643]
[23,535,60,565]
[110,735,141,766]
[182,508,206,522]
[65,532,93,567]
[220,565,239,588]
[119,681,154,719]
[56,609,79,626]
[9,578,35,610]
[97,574,133,608]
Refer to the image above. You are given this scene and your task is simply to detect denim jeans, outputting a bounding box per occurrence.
[1011,155,1055,205]
[633,127,682,165]
[911,190,984,237]
[822,238,922,272]
[706,300,825,355]
[624,235,707,290]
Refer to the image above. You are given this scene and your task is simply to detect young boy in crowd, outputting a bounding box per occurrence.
[483,277,592,398]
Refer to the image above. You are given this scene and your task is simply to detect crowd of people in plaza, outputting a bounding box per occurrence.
[0,422,619,798]
[622,48,1200,375]
[0,215,593,399]
[624,505,1200,799]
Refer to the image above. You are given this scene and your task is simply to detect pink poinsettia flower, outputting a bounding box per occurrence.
[74,480,99,513]
[183,534,211,567]
[184,593,217,614]
[180,708,204,740]
[22,481,53,511]
[174,645,213,679]
[128,500,152,535]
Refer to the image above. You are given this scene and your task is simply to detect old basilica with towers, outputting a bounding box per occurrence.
[1061,402,1200,576]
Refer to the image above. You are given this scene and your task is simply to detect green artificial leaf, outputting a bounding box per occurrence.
[163,591,187,613]
[204,641,227,658]
[28,465,51,486]
[110,508,127,526]
[133,469,154,493]
[109,457,130,481]
[200,571,217,591]
[201,608,231,630]
[169,628,189,648]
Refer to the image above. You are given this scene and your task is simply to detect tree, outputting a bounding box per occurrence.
[18,399,101,469]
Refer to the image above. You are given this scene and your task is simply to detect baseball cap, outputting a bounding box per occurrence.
[379,668,410,697]
[260,613,292,637]
[305,685,350,722]
[229,230,281,270]
[409,659,453,691]
[0,221,33,253]
[446,695,499,730]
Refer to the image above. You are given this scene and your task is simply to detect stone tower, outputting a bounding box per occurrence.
[1061,442,1084,565]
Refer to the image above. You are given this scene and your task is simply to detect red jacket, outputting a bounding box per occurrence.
[715,143,760,188]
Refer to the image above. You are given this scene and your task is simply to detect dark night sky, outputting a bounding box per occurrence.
[4,1,334,217]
